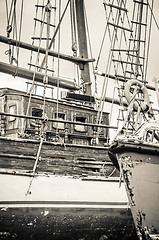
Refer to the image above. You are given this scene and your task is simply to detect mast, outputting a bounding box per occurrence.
[74,0,92,95]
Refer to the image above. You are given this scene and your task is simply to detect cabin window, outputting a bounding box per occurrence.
[32,108,43,117]
[74,116,87,132]
[30,108,43,128]
[53,112,65,129]
[9,105,16,121]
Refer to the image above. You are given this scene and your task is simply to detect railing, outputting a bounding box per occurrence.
[0,112,118,146]
[0,112,117,129]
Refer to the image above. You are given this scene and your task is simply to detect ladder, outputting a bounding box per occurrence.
[27,0,57,96]
[102,0,150,131]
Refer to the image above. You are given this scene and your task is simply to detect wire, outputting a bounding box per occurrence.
[144,0,154,82]
[26,10,46,117]
[56,0,61,139]
[148,1,159,31]
[43,1,51,116]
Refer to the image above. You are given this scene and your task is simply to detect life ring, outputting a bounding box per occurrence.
[125,79,150,111]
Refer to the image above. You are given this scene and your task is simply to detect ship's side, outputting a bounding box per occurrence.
[0,138,132,239]
[0,88,136,239]
[109,122,159,239]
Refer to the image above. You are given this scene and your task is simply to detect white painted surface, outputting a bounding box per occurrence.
[0,174,128,206]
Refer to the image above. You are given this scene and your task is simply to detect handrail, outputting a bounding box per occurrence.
[0,112,117,129]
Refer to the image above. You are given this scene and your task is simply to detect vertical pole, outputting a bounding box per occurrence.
[74,0,92,95]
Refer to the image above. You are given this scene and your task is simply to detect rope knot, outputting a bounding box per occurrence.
[6,25,12,37]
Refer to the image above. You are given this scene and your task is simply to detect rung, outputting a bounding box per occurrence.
[117,118,124,121]
[108,22,133,32]
[116,74,131,79]
[125,70,134,74]
[125,71,142,76]
[35,5,56,9]
[133,1,148,6]
[26,81,54,90]
[111,49,138,52]
[104,3,128,12]
[112,59,142,66]
[127,53,145,59]
[28,63,54,73]
[31,37,52,40]
[129,39,145,42]
[34,18,55,28]
[131,21,147,26]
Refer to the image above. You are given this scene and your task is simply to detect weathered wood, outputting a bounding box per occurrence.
[75,0,92,95]
[0,137,118,177]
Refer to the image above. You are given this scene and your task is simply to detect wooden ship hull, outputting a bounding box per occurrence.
[108,122,159,239]
[2,0,157,238]
[0,135,133,240]
[0,88,137,239]
[0,152,133,240]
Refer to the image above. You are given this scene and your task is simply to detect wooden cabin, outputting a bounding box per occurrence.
[0,88,109,146]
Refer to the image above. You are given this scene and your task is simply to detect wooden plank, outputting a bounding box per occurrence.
[0,137,116,177]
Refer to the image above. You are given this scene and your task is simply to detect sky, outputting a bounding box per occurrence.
[0,0,107,92]
[0,0,159,90]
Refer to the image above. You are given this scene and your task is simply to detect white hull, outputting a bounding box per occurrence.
[0,173,128,208]
[0,174,138,240]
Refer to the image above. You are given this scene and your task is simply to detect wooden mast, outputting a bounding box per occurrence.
[74,0,92,95]
[0,35,94,64]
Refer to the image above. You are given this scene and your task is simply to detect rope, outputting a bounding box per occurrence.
[56,0,61,139]
[26,10,46,117]
[26,2,52,193]
[96,0,124,128]
[26,137,44,196]
[123,0,136,79]
[51,0,57,77]
[43,1,51,116]
[70,0,77,55]
[148,1,159,31]
[96,0,113,125]
[13,0,24,77]
[40,0,70,71]
[95,0,115,70]
[142,2,149,82]
[70,0,78,85]
[5,0,15,63]
[108,0,128,125]
[144,0,154,82]
[16,0,23,63]
[29,0,40,71]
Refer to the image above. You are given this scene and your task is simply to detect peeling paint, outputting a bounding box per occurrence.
[44,210,49,216]
[119,156,136,206]
[1,207,8,211]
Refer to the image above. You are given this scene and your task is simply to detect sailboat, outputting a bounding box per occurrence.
[106,1,159,240]
[0,0,137,239]
[0,0,158,239]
